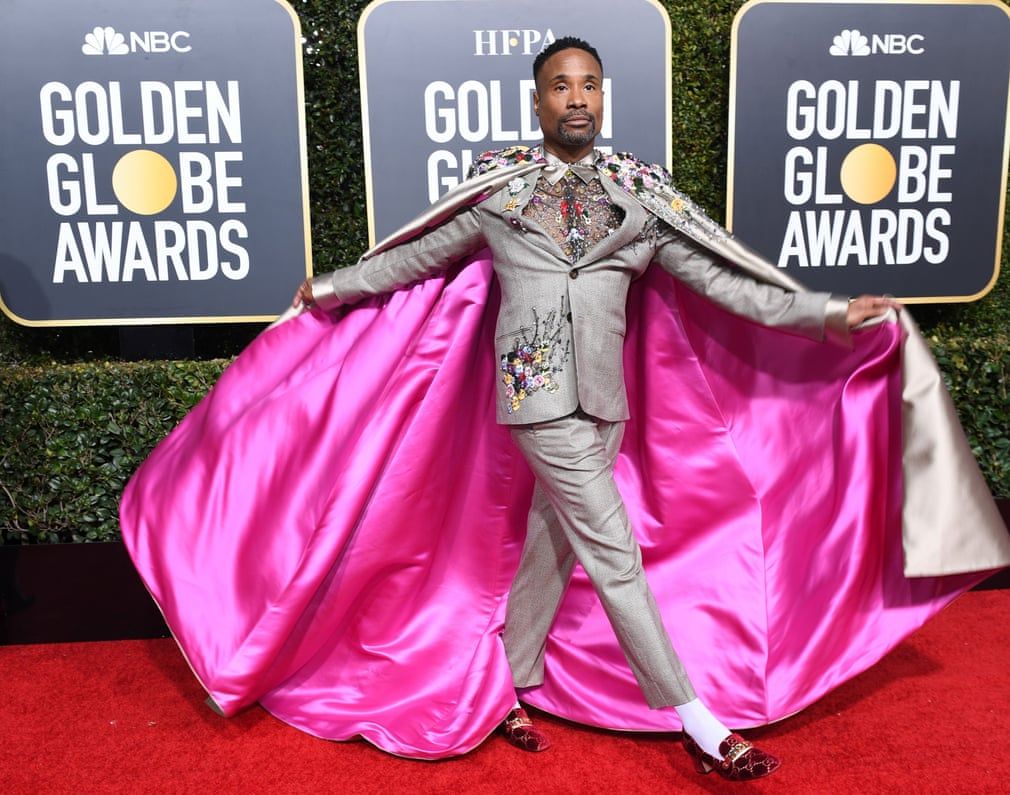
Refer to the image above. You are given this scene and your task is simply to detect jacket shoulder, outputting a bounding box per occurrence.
[597,151,673,191]
[467,146,542,179]
[600,152,731,246]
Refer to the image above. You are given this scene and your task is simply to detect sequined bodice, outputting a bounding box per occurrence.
[522,171,625,263]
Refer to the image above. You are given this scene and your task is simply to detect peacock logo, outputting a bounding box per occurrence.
[82,26,129,56]
[81,26,192,55]
[829,29,870,57]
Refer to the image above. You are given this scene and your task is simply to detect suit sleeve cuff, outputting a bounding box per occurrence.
[309,273,342,311]
[824,294,853,348]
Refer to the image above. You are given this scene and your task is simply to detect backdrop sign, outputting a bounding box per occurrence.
[0,0,310,326]
[358,0,671,244]
[728,0,1010,302]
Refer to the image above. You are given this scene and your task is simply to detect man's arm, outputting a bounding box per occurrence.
[653,224,848,342]
[296,208,484,309]
[654,224,900,342]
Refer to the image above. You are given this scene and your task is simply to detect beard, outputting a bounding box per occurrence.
[556,111,598,146]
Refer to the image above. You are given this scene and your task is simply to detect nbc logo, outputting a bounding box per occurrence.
[81,25,192,55]
[829,29,870,56]
[82,26,128,56]
[829,29,925,57]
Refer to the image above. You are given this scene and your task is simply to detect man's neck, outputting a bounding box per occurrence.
[542,142,596,165]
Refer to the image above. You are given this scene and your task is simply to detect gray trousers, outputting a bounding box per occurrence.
[503,411,697,708]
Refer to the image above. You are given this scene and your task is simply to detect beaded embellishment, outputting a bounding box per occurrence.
[522,174,623,262]
[597,152,730,244]
[498,299,571,414]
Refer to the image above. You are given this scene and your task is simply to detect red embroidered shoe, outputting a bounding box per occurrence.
[500,707,551,752]
[682,732,780,781]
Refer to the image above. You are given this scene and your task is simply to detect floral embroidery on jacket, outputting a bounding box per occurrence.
[467,147,730,248]
[499,299,571,414]
[468,145,545,179]
[597,151,729,243]
[598,152,672,195]
[507,177,527,196]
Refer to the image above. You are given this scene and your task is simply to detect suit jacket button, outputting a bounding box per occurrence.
[569,270,579,279]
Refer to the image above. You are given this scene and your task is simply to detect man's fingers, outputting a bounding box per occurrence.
[846,294,902,328]
[292,280,314,309]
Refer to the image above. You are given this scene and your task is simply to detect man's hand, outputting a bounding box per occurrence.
[292,279,314,309]
[846,295,902,328]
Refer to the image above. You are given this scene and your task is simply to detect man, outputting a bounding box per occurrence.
[295,36,898,780]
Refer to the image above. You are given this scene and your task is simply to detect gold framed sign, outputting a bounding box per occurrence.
[358,0,672,245]
[0,0,311,326]
[728,0,1010,302]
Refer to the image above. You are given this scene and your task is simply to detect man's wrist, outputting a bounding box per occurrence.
[309,273,342,311]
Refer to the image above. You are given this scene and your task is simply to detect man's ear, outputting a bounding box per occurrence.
[533,92,540,116]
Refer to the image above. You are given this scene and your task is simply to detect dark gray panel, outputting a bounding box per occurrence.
[0,0,309,323]
[730,1,1009,301]
[361,0,670,241]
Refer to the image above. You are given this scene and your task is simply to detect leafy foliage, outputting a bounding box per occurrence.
[0,361,225,543]
[930,335,1010,495]
[1,0,1008,542]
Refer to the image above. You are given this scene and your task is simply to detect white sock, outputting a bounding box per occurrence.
[674,698,730,759]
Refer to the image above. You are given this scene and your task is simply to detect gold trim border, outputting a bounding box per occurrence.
[357,0,673,247]
[0,0,313,328]
[653,0,674,173]
[726,0,1010,304]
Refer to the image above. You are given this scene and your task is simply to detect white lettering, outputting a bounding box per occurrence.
[79,222,123,282]
[427,150,459,203]
[81,153,117,215]
[75,82,111,146]
[140,82,174,144]
[219,220,250,279]
[186,221,218,280]
[783,147,813,205]
[489,81,518,141]
[46,154,81,216]
[778,209,952,269]
[786,80,958,141]
[786,80,816,140]
[39,81,240,145]
[179,152,214,213]
[53,223,85,283]
[473,30,497,56]
[122,222,157,281]
[154,221,188,280]
[424,81,456,144]
[40,82,74,146]
[206,81,242,144]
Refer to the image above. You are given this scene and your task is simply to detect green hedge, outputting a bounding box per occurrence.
[931,335,1010,491]
[0,361,225,543]
[2,340,1009,544]
[1,0,1009,542]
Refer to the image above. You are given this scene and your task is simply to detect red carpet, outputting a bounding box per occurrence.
[2,590,1008,794]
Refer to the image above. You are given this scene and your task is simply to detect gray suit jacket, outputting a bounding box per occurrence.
[321,154,836,425]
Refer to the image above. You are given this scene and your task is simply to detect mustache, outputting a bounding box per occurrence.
[561,111,595,123]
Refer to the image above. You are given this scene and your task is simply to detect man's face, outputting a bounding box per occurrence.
[533,48,604,157]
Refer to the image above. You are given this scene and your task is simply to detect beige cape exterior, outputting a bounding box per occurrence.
[290,159,1010,578]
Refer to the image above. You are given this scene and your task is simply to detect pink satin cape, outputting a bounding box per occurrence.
[120,253,983,759]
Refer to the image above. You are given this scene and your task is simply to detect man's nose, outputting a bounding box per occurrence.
[567,89,587,107]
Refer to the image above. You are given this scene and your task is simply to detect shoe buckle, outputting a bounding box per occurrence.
[723,738,753,765]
